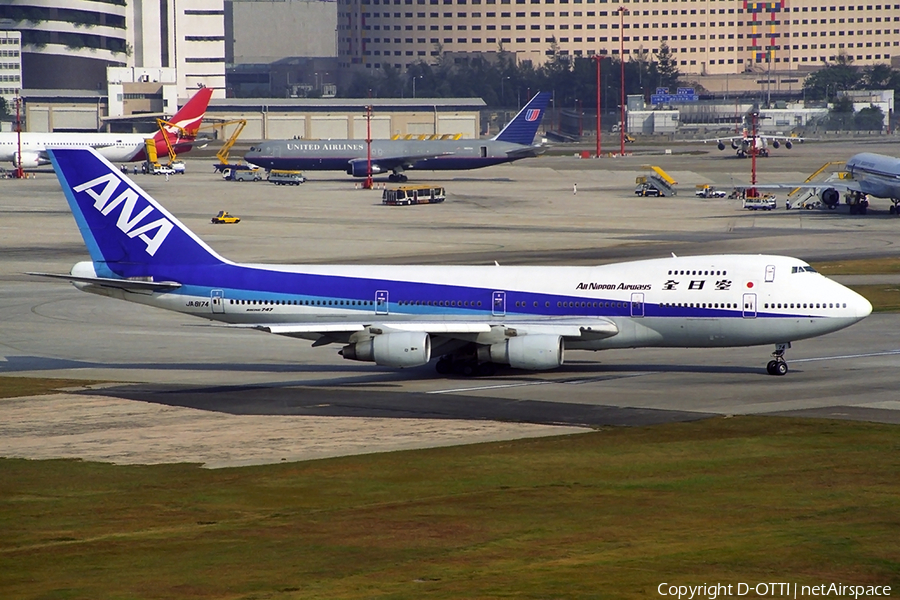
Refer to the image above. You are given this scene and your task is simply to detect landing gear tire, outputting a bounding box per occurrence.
[890,205,896,215]
[767,343,791,376]
[477,362,497,377]
[435,358,453,375]
[766,360,788,376]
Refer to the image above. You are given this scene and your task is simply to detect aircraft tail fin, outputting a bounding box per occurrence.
[492,91,552,145]
[156,86,214,142]
[48,147,225,277]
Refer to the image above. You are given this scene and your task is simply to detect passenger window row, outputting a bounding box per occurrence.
[229,299,375,306]
[660,302,736,309]
[668,269,727,276]
[397,300,483,306]
[764,302,847,309]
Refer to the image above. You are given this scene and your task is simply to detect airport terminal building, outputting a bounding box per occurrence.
[338,0,900,76]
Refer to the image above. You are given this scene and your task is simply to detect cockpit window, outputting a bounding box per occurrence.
[791,266,817,274]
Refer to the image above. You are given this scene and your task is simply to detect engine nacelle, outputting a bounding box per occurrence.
[772,140,780,149]
[13,151,48,169]
[785,140,793,149]
[731,140,740,150]
[341,331,431,368]
[477,335,564,371]
[347,159,385,177]
[717,142,725,151]
[820,188,840,207]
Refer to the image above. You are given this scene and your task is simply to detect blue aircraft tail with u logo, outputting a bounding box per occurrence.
[48,148,225,279]
[492,91,552,146]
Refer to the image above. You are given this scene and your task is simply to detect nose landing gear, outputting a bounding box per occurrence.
[766,342,791,376]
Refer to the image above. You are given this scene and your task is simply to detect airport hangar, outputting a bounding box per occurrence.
[204,97,488,142]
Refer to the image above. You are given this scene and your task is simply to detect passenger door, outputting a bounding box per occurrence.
[376,290,389,315]
[742,293,757,318]
[630,292,645,317]
[492,291,506,316]
[211,289,225,314]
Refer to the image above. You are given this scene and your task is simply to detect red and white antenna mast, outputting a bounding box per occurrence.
[748,107,759,198]
[14,92,25,179]
[364,104,373,190]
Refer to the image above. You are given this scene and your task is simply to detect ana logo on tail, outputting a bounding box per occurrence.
[73,173,174,256]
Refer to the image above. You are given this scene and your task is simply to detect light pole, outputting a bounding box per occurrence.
[501,76,510,107]
[593,54,602,157]
[412,75,422,98]
[364,104,373,190]
[618,6,629,156]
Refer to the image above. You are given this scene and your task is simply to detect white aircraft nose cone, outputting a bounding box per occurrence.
[854,292,873,320]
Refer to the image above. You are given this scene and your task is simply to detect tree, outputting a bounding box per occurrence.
[802,53,861,100]
[855,105,885,130]
[0,97,8,119]
[653,42,681,91]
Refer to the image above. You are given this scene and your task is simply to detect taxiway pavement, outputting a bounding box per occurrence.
[2,138,899,466]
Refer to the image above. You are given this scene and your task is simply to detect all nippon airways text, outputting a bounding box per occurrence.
[657,582,892,599]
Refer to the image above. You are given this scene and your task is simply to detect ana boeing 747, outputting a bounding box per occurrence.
[0,87,213,169]
[244,92,551,182]
[33,148,871,376]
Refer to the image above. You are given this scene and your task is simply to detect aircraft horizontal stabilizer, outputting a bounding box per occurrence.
[26,272,182,292]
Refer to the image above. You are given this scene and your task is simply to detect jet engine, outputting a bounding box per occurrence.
[717,142,725,151]
[347,159,385,177]
[772,140,780,149]
[785,140,793,149]
[13,152,48,169]
[731,140,740,150]
[476,334,564,371]
[340,331,431,367]
[819,188,840,207]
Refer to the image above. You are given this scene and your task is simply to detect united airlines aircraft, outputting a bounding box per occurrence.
[0,87,213,169]
[244,92,552,182]
[34,148,871,376]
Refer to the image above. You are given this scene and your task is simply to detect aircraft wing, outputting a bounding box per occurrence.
[27,272,182,292]
[505,144,547,160]
[240,317,619,345]
[699,135,743,144]
[349,151,455,174]
[752,180,862,193]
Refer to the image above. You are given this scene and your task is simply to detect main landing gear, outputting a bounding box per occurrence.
[435,355,497,377]
[388,173,408,183]
[766,342,791,376]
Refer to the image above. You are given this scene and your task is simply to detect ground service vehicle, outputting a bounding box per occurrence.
[695,185,728,198]
[211,211,241,224]
[742,195,777,211]
[152,165,176,176]
[382,185,446,206]
[230,168,262,182]
[268,170,306,185]
[634,183,662,197]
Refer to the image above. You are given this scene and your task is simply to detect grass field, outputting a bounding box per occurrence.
[1,417,898,599]
[0,377,104,399]
[812,257,900,276]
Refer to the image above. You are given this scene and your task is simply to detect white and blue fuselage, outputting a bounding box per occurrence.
[43,147,871,376]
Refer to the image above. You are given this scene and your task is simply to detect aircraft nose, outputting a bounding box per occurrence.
[851,289,873,320]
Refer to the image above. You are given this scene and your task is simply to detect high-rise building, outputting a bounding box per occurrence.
[0,0,225,101]
[130,0,226,99]
[0,30,22,106]
[338,0,898,77]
